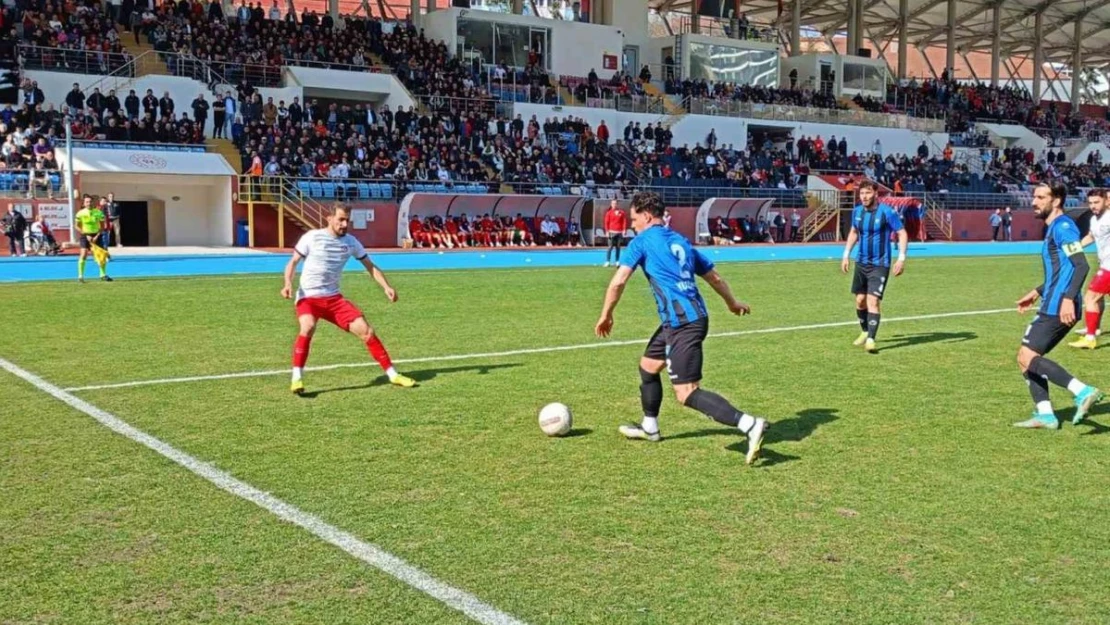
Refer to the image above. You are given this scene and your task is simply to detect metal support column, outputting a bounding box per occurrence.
[846,0,856,56]
[690,0,699,34]
[898,0,908,79]
[990,2,1001,87]
[792,0,802,56]
[1072,19,1083,107]
[945,0,956,77]
[1033,11,1044,102]
[856,0,865,54]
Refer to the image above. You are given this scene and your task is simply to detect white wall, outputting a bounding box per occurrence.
[978,122,1047,153]
[283,66,413,109]
[421,7,625,79]
[77,173,232,246]
[608,0,650,59]
[780,55,819,91]
[24,69,304,137]
[514,102,948,156]
[644,36,676,73]
[1073,141,1110,165]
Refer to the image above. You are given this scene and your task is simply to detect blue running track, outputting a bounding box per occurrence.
[0,242,1042,283]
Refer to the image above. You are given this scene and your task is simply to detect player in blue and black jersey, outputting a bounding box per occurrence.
[840,180,908,353]
[594,192,768,465]
[1014,182,1103,429]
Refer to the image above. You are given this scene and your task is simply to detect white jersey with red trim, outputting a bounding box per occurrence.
[293,229,368,301]
[1090,212,1110,270]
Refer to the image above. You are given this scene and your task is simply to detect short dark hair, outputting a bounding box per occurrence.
[1089,188,1107,199]
[858,180,878,192]
[327,202,350,217]
[1038,181,1068,206]
[630,192,665,219]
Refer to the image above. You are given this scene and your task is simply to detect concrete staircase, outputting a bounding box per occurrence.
[642,82,685,117]
[208,138,243,174]
[838,96,863,111]
[551,76,579,107]
[117,28,170,76]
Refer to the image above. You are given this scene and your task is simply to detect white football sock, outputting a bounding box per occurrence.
[1036,401,1054,416]
[386,366,398,380]
[737,413,756,434]
[1067,379,1087,396]
[292,367,303,382]
[641,416,659,434]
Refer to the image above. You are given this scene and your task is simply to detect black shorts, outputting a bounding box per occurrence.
[78,234,96,250]
[644,317,708,384]
[1022,313,1077,355]
[851,263,891,299]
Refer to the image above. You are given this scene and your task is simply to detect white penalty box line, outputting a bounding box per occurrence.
[0,356,529,625]
[64,307,1015,393]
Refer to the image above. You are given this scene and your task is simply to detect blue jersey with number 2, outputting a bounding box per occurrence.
[620,225,715,328]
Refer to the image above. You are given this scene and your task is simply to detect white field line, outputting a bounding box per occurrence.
[0,356,528,625]
[64,307,1014,393]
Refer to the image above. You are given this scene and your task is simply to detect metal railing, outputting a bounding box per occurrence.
[417,95,512,118]
[0,169,65,200]
[18,45,133,76]
[581,94,669,114]
[686,98,947,132]
[70,139,210,151]
[241,174,814,206]
[658,12,779,43]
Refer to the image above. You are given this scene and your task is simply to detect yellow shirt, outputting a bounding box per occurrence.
[75,208,104,235]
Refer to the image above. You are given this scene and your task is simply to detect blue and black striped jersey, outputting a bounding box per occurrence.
[1039,215,1089,316]
[851,203,904,267]
[620,225,714,328]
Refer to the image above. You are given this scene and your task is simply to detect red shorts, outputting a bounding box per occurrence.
[1091,268,1110,295]
[295,294,364,331]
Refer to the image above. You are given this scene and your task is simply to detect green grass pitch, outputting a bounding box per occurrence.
[3,255,1110,624]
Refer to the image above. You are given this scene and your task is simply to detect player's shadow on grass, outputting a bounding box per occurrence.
[669,408,839,466]
[878,331,977,352]
[1075,403,1110,435]
[299,363,522,398]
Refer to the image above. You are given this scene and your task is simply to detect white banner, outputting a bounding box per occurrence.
[37,203,71,231]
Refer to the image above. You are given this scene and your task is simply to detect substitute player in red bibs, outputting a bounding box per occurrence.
[282,203,416,394]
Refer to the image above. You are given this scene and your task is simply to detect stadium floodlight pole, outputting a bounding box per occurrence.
[65,118,76,242]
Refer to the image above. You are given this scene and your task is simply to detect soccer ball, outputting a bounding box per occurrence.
[538,402,573,437]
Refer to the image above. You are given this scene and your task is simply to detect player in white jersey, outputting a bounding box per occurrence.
[281,203,416,394]
[1070,188,1110,349]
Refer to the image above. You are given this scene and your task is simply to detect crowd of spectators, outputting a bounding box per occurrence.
[13,0,130,75]
[238,97,632,192]
[1,98,62,197]
[667,80,843,111]
[984,144,1110,189]
[884,73,1110,141]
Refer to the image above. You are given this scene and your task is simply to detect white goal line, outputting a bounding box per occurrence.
[64,307,1014,393]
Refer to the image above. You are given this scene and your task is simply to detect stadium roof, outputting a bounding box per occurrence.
[649,0,1110,69]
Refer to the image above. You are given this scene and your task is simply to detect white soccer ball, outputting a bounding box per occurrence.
[538,402,573,437]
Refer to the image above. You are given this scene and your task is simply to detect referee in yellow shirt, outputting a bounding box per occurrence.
[74,194,113,283]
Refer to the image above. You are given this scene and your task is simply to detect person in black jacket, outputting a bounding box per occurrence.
[3,206,27,256]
